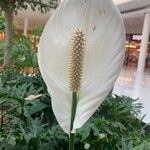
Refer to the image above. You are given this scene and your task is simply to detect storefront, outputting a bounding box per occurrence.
[124,34,150,68]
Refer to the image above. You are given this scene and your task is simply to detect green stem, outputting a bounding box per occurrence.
[69,92,78,150]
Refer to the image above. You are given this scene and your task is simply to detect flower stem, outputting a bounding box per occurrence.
[69,92,78,150]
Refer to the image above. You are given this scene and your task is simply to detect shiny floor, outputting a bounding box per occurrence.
[113,65,150,124]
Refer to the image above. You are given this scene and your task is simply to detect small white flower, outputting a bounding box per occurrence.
[99,133,106,139]
[84,143,90,150]
[24,94,42,101]
[71,129,76,134]
[112,94,117,99]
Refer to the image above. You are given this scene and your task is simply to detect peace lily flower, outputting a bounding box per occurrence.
[38,0,125,135]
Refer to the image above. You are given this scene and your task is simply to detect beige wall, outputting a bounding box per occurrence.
[14,7,52,30]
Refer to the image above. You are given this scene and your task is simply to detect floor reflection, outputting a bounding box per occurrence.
[113,65,150,123]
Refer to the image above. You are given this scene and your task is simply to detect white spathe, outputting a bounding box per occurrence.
[38,0,125,134]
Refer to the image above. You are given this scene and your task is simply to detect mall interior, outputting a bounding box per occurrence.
[0,0,150,123]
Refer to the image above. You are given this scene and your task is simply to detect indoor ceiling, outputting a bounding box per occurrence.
[14,0,150,34]
[118,0,150,12]
[124,14,144,34]
[119,0,150,34]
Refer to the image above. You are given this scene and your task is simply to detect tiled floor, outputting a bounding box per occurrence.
[113,65,150,123]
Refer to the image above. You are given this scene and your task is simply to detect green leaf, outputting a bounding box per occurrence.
[29,101,49,115]
[6,145,28,150]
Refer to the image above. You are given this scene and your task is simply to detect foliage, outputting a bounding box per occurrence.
[0,15,5,32]
[13,35,38,69]
[0,69,150,150]
[0,0,59,68]
[32,26,44,38]
[31,26,44,51]
[0,0,59,12]
[0,69,60,149]
[76,95,148,150]
[0,40,4,64]
[130,140,150,150]
[0,35,38,68]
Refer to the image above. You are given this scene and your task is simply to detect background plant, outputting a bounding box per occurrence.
[0,69,150,150]
[0,15,5,32]
[12,35,38,69]
[0,0,59,68]
[0,33,39,70]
